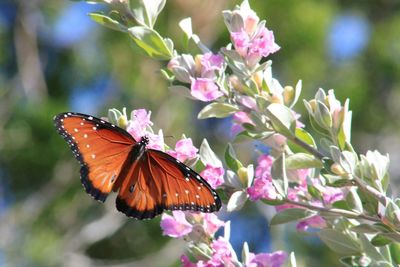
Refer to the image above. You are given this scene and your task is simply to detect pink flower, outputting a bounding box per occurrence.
[255,154,274,178]
[200,52,224,77]
[190,78,224,102]
[231,29,250,57]
[160,211,193,238]
[233,111,253,125]
[200,165,225,189]
[231,25,279,67]
[168,138,199,162]
[247,177,277,201]
[210,237,234,266]
[146,132,164,150]
[246,251,287,267]
[296,215,326,232]
[203,213,225,236]
[127,109,153,141]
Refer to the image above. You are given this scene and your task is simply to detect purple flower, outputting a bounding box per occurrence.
[160,211,193,238]
[200,52,224,78]
[296,215,327,232]
[127,109,153,141]
[255,154,274,178]
[146,131,165,151]
[202,213,225,236]
[200,164,225,189]
[230,25,279,67]
[248,27,280,61]
[168,138,199,162]
[231,29,251,57]
[246,251,287,267]
[190,78,224,102]
[247,177,277,201]
[210,237,234,266]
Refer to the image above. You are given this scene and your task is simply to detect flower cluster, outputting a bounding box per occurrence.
[222,0,279,68]
[168,52,225,102]
[161,211,287,267]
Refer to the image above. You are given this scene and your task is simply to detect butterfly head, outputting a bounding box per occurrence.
[139,135,150,147]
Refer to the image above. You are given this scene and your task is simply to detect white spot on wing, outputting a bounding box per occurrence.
[92,154,96,159]
[74,128,78,132]
[88,116,93,120]
[84,134,88,138]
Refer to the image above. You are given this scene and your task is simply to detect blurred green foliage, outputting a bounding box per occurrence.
[1,0,400,266]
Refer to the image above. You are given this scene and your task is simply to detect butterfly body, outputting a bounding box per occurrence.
[54,112,221,219]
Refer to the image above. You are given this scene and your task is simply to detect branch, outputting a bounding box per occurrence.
[289,135,325,160]
[284,198,381,223]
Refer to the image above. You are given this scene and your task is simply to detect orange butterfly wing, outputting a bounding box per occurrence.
[54,112,135,201]
[116,149,222,219]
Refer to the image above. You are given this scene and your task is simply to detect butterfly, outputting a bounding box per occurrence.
[54,112,221,219]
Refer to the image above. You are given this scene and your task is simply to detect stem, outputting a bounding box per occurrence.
[352,176,387,205]
[284,198,381,223]
[289,135,325,160]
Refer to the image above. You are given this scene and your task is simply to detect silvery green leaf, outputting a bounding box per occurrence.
[315,100,332,129]
[222,10,233,32]
[340,151,356,174]
[179,17,193,39]
[360,234,386,262]
[197,103,239,119]
[224,143,243,173]
[346,187,363,213]
[128,26,173,60]
[285,153,323,169]
[252,60,272,74]
[289,252,297,267]
[271,154,288,196]
[270,208,316,225]
[108,108,122,125]
[227,190,247,212]
[318,229,362,255]
[170,66,191,83]
[225,170,243,189]
[89,12,128,32]
[330,146,341,164]
[350,224,381,234]
[303,99,314,116]
[255,95,269,111]
[199,139,222,167]
[224,220,231,241]
[288,128,317,154]
[290,79,302,108]
[371,234,392,246]
[242,242,250,266]
[191,34,211,53]
[315,88,327,102]
[130,0,165,28]
[168,85,196,99]
[246,164,254,188]
[265,103,296,138]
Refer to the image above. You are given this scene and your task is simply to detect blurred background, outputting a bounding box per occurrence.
[1,0,400,266]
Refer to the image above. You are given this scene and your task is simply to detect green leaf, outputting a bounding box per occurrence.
[285,153,323,169]
[88,12,128,32]
[199,139,221,167]
[270,208,316,225]
[317,229,362,255]
[260,198,285,206]
[289,252,297,267]
[226,190,247,212]
[224,143,243,173]
[265,103,296,137]
[288,128,317,154]
[307,184,322,200]
[130,0,166,28]
[350,224,381,234]
[128,26,173,60]
[271,154,288,196]
[315,100,332,129]
[390,243,400,264]
[371,234,393,247]
[360,234,386,262]
[346,187,363,213]
[197,103,239,119]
